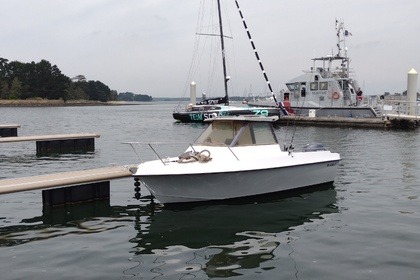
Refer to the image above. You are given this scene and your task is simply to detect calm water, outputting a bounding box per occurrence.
[1,103,420,279]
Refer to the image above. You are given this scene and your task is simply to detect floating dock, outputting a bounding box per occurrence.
[0,165,135,206]
[0,124,21,137]
[0,133,100,155]
[277,115,419,129]
[0,165,133,195]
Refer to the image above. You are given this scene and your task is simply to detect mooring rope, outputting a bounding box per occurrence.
[178,150,212,163]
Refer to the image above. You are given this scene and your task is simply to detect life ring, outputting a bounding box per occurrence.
[332,92,340,100]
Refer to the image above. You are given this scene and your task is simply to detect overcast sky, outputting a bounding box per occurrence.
[1,0,419,98]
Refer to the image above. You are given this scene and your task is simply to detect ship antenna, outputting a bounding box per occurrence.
[335,18,342,57]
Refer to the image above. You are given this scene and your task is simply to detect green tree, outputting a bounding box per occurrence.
[9,77,23,99]
[78,80,112,102]
[109,90,118,101]
[65,83,88,100]
[118,92,153,101]
[0,80,9,99]
[0,56,125,102]
[0,57,9,78]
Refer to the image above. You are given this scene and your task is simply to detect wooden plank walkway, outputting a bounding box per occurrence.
[0,165,135,195]
[0,133,100,143]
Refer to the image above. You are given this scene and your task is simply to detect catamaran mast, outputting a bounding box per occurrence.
[216,0,229,105]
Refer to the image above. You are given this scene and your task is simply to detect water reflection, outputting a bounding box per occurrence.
[0,200,113,246]
[129,186,338,278]
[0,186,338,278]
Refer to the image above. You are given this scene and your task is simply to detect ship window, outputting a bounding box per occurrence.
[233,122,278,146]
[286,83,295,91]
[250,122,277,145]
[301,86,306,97]
[310,82,318,91]
[195,121,243,146]
[235,125,253,146]
[319,82,328,90]
[315,75,319,81]
[338,81,343,91]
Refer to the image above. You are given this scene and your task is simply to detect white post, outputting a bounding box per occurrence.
[407,68,418,115]
[190,81,196,105]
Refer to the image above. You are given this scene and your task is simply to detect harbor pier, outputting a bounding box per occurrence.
[0,165,135,206]
[0,133,100,155]
[277,115,419,129]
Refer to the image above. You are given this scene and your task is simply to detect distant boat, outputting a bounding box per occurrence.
[131,115,341,204]
[249,20,382,118]
[172,0,288,123]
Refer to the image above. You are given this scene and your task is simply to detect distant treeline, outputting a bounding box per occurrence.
[118,92,153,101]
[0,57,152,102]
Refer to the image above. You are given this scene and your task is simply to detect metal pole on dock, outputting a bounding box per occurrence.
[407,68,418,116]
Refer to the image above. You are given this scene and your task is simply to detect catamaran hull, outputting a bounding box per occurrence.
[173,108,280,123]
[135,160,339,204]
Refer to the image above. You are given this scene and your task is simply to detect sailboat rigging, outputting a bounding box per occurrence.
[235,0,282,107]
[172,0,283,123]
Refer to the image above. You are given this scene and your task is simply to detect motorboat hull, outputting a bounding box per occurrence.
[135,157,340,204]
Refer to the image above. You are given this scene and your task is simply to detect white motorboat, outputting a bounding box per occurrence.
[131,115,341,204]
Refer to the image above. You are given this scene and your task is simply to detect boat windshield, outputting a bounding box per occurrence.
[195,120,278,146]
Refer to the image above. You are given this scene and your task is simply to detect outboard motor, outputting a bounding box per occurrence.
[302,143,326,152]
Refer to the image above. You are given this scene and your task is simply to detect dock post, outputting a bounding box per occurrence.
[0,128,17,137]
[36,138,95,156]
[0,124,20,137]
[407,68,418,116]
[42,181,110,207]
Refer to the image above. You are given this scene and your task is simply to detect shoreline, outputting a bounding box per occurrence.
[0,99,150,107]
